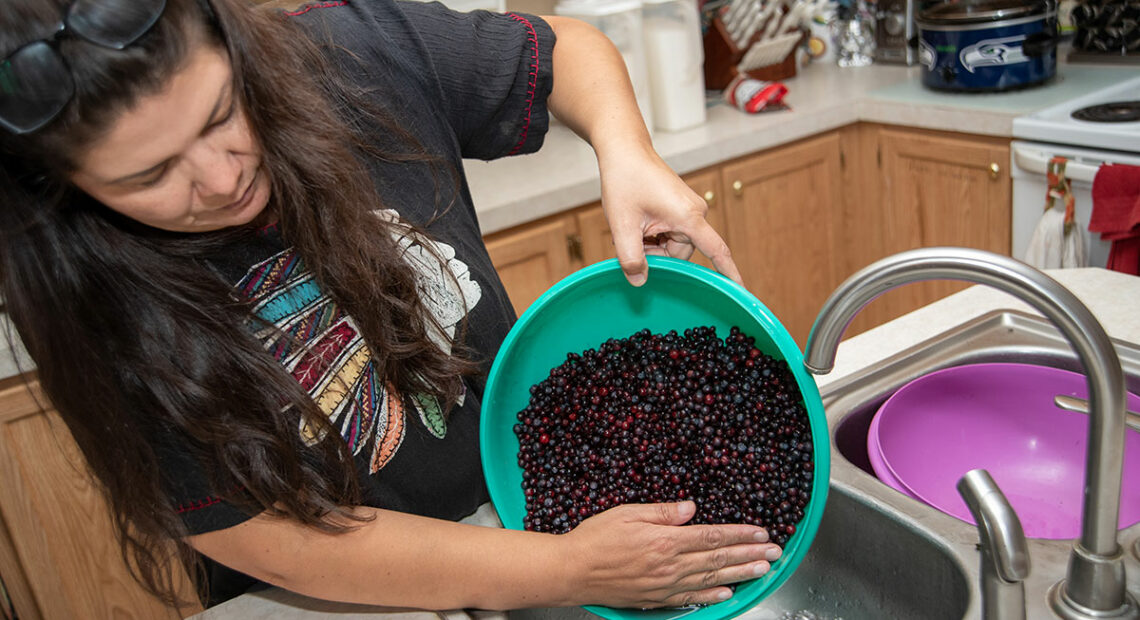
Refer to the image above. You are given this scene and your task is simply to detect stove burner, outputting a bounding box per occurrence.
[1071,101,1140,123]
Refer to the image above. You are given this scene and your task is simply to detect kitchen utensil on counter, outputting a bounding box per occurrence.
[873,0,917,64]
[721,0,753,37]
[736,31,802,71]
[866,362,1140,540]
[915,0,1059,92]
[643,0,707,131]
[703,0,807,88]
[1069,0,1140,61]
[757,0,790,40]
[481,256,830,620]
[730,0,768,47]
[832,0,876,67]
[806,1,838,63]
[555,0,655,129]
[724,74,788,112]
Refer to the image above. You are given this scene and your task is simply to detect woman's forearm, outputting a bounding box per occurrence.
[189,507,576,610]
[188,501,778,610]
[543,16,654,160]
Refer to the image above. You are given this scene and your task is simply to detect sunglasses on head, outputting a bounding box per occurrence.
[0,0,167,135]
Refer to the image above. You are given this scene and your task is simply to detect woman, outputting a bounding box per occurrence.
[0,0,778,612]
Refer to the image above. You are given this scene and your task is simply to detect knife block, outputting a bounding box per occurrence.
[703,16,800,90]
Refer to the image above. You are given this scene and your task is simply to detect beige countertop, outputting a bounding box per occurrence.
[466,62,1137,235]
[189,267,1140,619]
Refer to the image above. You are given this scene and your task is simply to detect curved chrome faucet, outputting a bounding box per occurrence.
[802,247,1137,619]
[959,469,1030,620]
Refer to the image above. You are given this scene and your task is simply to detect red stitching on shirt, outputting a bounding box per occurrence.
[176,496,224,514]
[506,13,539,156]
[284,1,348,17]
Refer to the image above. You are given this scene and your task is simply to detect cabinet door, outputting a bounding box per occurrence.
[870,126,1012,323]
[484,217,577,316]
[576,168,727,270]
[0,379,198,620]
[721,133,843,346]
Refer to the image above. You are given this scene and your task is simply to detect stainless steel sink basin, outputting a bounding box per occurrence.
[820,309,1140,620]
[512,309,1140,620]
[512,483,971,620]
[736,484,969,619]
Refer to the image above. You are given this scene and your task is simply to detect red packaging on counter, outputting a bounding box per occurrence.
[724,74,789,114]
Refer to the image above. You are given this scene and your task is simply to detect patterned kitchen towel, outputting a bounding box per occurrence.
[1025,157,1086,269]
[1089,163,1140,275]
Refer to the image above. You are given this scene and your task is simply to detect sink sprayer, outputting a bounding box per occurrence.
[801,247,1138,620]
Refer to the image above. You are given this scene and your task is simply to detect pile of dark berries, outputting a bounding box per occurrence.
[513,326,814,546]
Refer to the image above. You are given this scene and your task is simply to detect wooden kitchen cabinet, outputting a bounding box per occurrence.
[484,124,1012,340]
[720,132,844,347]
[0,377,200,620]
[837,124,1013,335]
[483,216,579,317]
[486,168,727,316]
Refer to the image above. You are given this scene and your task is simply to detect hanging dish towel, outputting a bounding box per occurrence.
[1025,157,1087,269]
[1089,162,1140,276]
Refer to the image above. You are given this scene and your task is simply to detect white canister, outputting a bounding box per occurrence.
[641,0,707,132]
[555,0,655,132]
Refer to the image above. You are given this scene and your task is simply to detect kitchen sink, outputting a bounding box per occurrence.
[511,482,971,620]
[512,309,1140,620]
[820,309,1140,620]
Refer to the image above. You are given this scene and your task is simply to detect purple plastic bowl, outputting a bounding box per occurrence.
[867,416,918,501]
[867,362,1140,540]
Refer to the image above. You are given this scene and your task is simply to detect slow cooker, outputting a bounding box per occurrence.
[915,0,1058,92]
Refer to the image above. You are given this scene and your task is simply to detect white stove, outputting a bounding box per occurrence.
[1008,74,1140,268]
[1013,74,1140,153]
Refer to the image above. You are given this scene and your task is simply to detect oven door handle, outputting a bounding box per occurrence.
[1012,145,1101,184]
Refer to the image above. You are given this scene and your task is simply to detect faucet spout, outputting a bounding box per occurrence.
[803,247,1136,618]
[959,469,1030,620]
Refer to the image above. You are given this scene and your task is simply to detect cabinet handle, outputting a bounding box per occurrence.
[567,233,583,262]
[703,190,716,205]
[732,180,743,196]
[989,162,1000,180]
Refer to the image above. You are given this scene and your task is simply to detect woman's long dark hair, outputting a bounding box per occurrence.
[0,0,476,606]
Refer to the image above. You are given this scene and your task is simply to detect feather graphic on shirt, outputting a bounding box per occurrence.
[371,383,406,473]
[236,210,482,474]
[411,392,447,438]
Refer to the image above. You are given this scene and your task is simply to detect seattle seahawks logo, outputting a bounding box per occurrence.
[959,35,1028,73]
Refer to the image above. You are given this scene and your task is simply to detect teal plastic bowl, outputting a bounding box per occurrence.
[480,256,829,620]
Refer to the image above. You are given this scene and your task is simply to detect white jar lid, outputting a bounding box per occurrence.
[555,0,643,16]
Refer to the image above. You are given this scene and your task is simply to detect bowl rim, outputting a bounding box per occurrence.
[479,256,830,620]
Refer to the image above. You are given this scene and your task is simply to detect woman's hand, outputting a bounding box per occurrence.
[543,16,740,287]
[560,501,781,608]
[597,141,742,287]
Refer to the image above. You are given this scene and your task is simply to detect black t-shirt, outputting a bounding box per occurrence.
[167,0,555,604]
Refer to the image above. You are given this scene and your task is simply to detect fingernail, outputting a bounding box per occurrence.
[765,547,782,561]
[715,589,732,601]
[629,272,647,287]
[752,562,770,577]
[754,530,769,543]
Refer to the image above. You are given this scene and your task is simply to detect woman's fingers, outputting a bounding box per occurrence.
[662,235,696,261]
[564,503,784,608]
[670,521,774,552]
[683,221,742,285]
